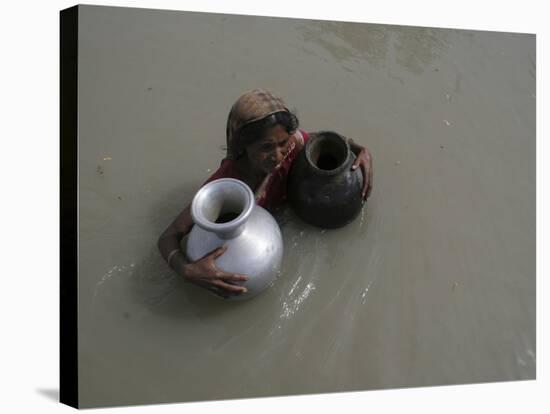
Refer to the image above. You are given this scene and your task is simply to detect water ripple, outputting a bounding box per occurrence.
[280,282,316,320]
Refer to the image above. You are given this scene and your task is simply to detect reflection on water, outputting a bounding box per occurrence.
[392,27,448,74]
[298,21,449,75]
[300,21,392,66]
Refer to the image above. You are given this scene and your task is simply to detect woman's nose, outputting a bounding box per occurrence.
[274,148,284,163]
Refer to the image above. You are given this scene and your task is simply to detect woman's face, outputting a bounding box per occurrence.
[245,124,294,175]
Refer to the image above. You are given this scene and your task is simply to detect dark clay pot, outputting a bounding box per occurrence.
[288,131,364,228]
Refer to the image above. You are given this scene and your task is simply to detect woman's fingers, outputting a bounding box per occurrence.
[358,153,369,200]
[351,153,361,170]
[211,245,228,259]
[206,285,227,298]
[350,149,370,200]
[361,148,373,200]
[199,245,228,262]
[366,155,373,198]
[193,280,230,298]
[210,279,247,294]
[361,163,369,199]
[220,273,249,282]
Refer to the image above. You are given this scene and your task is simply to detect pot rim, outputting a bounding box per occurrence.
[305,131,351,176]
[191,178,255,235]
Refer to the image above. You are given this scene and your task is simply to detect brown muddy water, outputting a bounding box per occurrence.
[77,5,535,408]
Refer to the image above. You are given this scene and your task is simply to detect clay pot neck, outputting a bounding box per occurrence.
[305,131,350,176]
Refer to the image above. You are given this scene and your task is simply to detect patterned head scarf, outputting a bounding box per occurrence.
[225,88,290,160]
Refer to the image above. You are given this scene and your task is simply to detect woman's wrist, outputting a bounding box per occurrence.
[167,249,189,278]
[167,248,180,267]
[347,138,363,155]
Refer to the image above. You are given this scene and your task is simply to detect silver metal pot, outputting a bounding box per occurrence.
[184,178,284,300]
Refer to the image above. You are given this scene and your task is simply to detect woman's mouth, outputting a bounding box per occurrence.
[264,161,278,171]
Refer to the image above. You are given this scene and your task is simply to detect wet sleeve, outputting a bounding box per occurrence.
[301,129,311,144]
[201,159,240,187]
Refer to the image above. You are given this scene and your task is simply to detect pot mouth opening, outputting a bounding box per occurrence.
[306,131,350,175]
[214,210,241,224]
[191,178,254,234]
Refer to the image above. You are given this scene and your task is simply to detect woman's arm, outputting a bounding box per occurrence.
[157,204,248,297]
[158,204,193,268]
[347,137,373,200]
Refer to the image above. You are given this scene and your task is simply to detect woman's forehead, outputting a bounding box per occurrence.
[246,125,292,151]
[260,125,290,142]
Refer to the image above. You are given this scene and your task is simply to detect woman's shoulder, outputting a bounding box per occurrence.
[295,129,311,145]
[202,158,242,186]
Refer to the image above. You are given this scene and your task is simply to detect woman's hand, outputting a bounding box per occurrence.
[351,145,373,201]
[184,245,249,298]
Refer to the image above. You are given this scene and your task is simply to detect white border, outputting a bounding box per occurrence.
[1,1,545,413]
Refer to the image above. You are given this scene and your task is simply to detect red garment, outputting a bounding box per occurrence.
[202,130,310,212]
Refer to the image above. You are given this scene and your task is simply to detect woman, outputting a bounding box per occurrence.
[158,88,373,298]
